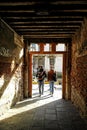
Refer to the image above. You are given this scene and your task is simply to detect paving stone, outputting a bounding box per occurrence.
[0,84,87,130]
[45,114,57,120]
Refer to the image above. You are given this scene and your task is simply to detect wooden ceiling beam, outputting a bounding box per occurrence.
[16,28,77,31]
[11,25,80,29]
[0,12,87,17]
[20,32,75,35]
[3,16,83,19]
[23,34,72,38]
[0,1,87,6]
[9,21,83,25]
[0,1,86,41]
[0,10,87,14]
[12,25,80,28]
[27,38,71,43]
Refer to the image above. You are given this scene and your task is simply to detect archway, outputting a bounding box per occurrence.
[32,54,63,98]
[28,43,67,99]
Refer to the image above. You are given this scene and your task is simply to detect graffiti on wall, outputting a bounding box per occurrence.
[0,46,11,57]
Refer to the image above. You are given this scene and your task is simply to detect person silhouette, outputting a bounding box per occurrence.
[36,66,47,96]
[47,66,56,96]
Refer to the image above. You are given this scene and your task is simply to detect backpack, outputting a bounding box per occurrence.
[53,73,57,82]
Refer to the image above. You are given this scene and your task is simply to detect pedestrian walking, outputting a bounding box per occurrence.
[47,66,56,96]
[36,66,47,96]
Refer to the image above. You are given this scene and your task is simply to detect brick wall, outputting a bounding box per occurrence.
[0,19,24,116]
[71,18,87,116]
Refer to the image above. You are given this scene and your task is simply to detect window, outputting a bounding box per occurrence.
[44,43,51,51]
[56,43,66,51]
[29,43,40,51]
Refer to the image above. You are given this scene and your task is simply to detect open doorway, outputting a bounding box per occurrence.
[32,54,63,99]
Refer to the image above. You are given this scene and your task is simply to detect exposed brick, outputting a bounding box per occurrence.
[0,20,24,116]
[71,18,87,116]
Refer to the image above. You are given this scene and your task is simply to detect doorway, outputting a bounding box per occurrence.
[32,54,63,98]
[28,43,66,98]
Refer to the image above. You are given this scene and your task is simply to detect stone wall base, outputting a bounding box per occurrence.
[71,86,87,116]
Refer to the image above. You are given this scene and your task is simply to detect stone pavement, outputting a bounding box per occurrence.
[0,84,87,130]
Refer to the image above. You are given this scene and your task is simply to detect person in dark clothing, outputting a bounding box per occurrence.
[48,66,56,96]
[36,66,47,96]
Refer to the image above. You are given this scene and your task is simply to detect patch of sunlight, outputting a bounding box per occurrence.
[1,74,16,100]
[11,59,15,72]
[0,88,62,121]
[19,48,23,59]
[0,75,5,89]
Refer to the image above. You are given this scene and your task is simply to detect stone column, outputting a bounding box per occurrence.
[45,55,50,72]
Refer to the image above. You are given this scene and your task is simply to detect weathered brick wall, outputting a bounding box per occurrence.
[76,56,87,101]
[0,19,24,116]
[71,18,87,116]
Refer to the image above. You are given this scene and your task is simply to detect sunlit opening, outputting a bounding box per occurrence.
[56,43,66,51]
[44,43,51,51]
[32,54,63,99]
[29,43,40,51]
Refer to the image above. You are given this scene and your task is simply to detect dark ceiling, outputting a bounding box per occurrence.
[0,0,87,43]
